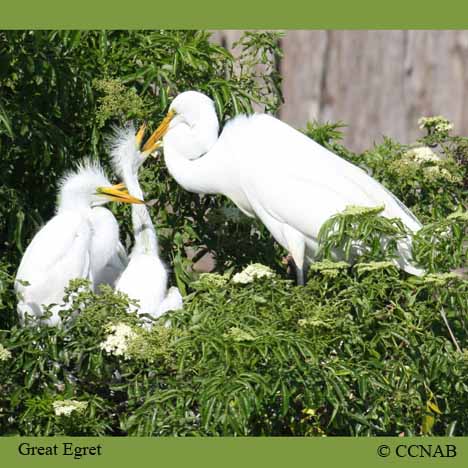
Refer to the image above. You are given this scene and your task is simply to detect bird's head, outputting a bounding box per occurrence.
[110,124,152,179]
[143,90,219,160]
[57,159,143,212]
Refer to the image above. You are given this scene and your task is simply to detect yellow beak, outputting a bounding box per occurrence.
[111,182,128,193]
[142,110,176,155]
[135,123,147,148]
[96,184,144,204]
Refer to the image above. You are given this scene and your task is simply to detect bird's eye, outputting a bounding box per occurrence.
[178,115,190,126]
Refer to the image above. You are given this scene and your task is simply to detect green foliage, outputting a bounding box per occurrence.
[302,120,353,159]
[0,31,467,436]
[302,120,347,148]
[317,205,407,264]
[303,118,467,224]
[418,116,454,144]
[316,205,467,273]
[0,261,16,330]
[0,30,283,279]
[1,269,466,436]
[413,210,468,272]
[93,79,146,128]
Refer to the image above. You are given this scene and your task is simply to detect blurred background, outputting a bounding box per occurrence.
[212,30,468,152]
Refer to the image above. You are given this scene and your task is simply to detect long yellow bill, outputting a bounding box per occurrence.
[112,182,128,193]
[96,184,144,204]
[135,123,147,148]
[142,110,176,154]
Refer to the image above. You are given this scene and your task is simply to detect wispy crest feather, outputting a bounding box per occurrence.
[108,123,139,178]
[56,158,112,212]
[58,157,110,192]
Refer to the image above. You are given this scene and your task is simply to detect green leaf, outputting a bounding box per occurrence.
[0,102,14,138]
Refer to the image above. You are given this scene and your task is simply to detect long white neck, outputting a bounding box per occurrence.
[124,169,158,256]
[164,142,229,195]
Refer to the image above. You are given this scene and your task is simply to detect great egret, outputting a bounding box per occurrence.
[110,125,183,320]
[146,90,424,284]
[89,206,129,290]
[15,160,143,326]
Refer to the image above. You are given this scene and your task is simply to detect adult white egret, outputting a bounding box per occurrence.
[145,90,424,284]
[15,160,143,326]
[111,125,183,319]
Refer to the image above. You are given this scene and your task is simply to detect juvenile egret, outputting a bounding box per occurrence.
[15,160,143,326]
[146,90,424,284]
[111,125,183,319]
[89,207,129,290]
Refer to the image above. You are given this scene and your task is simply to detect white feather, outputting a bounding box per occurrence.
[110,127,183,319]
[15,160,129,325]
[162,91,425,283]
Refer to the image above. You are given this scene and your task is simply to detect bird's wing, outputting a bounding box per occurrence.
[116,254,168,317]
[15,212,93,315]
[230,114,421,239]
[89,207,126,277]
[16,212,92,287]
[116,242,129,267]
[94,242,129,289]
[159,287,183,315]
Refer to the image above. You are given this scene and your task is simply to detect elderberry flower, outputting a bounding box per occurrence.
[53,400,87,417]
[418,115,454,134]
[404,146,440,163]
[100,323,137,358]
[0,344,12,362]
[232,263,274,284]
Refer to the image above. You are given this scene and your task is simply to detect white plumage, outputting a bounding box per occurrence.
[15,160,140,326]
[111,125,183,319]
[149,90,423,284]
[88,207,128,290]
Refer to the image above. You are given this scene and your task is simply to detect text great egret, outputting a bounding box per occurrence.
[15,160,143,326]
[111,125,183,320]
[147,91,424,284]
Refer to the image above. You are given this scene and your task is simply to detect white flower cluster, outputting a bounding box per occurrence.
[404,146,440,163]
[100,323,136,358]
[392,146,460,183]
[0,343,12,362]
[232,263,275,284]
[418,115,454,133]
[195,272,229,288]
[424,165,455,181]
[52,399,88,417]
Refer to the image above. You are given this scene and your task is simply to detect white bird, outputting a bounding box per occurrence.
[15,160,143,326]
[88,206,129,291]
[145,90,424,284]
[110,125,183,320]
